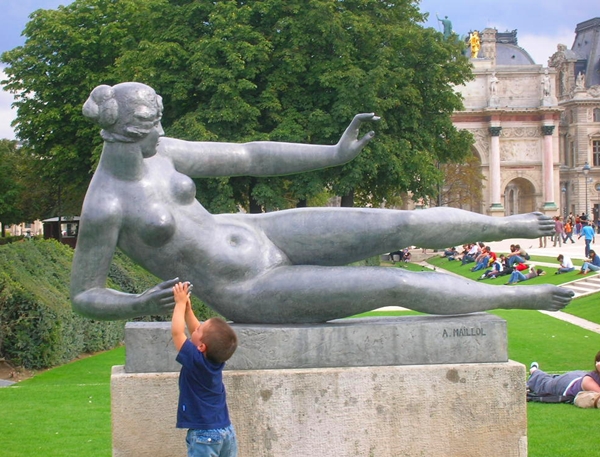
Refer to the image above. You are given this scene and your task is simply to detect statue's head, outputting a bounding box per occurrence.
[83,82,163,143]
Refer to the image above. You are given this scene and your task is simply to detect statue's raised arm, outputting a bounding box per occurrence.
[71,82,573,324]
[160,113,379,178]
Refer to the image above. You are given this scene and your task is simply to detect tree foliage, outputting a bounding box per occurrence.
[437,154,485,212]
[2,0,473,214]
[0,140,23,234]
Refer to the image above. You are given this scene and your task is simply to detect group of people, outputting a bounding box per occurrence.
[446,236,600,284]
[548,214,597,255]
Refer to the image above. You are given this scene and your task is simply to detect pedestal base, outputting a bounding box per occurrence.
[112,362,527,457]
[114,316,526,456]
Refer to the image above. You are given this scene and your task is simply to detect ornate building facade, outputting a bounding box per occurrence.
[549,17,600,222]
[452,28,561,217]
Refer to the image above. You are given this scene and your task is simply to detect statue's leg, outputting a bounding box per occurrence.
[212,265,572,324]
[225,207,554,265]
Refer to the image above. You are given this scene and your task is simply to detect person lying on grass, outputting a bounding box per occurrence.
[528,351,600,408]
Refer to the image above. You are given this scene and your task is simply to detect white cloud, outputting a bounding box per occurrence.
[517,29,575,66]
[0,68,17,140]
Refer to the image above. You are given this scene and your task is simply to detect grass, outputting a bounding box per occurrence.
[0,347,124,457]
[1,256,600,456]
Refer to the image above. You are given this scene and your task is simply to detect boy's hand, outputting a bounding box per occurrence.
[173,282,190,306]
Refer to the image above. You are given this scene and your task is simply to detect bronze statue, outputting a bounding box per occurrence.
[70,82,573,324]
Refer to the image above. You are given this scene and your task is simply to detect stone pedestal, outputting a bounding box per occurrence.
[112,315,527,457]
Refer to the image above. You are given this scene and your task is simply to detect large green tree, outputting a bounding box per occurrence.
[2,0,473,214]
[1,0,166,215]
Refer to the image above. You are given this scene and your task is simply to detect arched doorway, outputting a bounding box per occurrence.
[504,178,536,215]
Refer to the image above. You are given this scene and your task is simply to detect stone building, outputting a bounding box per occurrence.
[451,28,561,217]
[549,17,600,222]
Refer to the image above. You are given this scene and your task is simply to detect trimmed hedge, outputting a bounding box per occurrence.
[0,239,215,369]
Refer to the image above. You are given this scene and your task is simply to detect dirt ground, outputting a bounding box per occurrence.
[0,359,38,383]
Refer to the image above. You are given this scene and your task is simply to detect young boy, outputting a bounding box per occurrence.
[171,281,239,457]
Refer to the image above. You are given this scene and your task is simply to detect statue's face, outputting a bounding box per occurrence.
[138,120,164,157]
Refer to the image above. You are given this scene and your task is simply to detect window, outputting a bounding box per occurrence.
[594,108,600,122]
[594,140,600,167]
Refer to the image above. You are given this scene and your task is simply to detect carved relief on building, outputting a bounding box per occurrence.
[500,127,541,138]
[588,86,600,98]
[505,77,532,97]
[468,128,490,159]
[500,139,541,162]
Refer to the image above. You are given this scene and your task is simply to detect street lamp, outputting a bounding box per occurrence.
[561,185,567,217]
[583,162,591,217]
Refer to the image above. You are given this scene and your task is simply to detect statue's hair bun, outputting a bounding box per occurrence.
[82,85,118,128]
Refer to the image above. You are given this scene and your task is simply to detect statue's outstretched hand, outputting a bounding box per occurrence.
[336,113,380,163]
[135,277,180,316]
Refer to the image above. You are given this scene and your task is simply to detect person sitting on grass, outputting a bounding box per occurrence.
[555,254,575,274]
[461,242,482,265]
[470,246,492,272]
[478,254,507,280]
[441,247,458,258]
[447,244,468,261]
[506,266,544,285]
[527,351,600,408]
[171,281,239,457]
[507,244,530,267]
[579,250,600,275]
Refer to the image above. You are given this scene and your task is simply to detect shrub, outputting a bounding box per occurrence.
[0,239,215,369]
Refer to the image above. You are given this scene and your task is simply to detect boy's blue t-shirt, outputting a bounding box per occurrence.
[176,339,231,430]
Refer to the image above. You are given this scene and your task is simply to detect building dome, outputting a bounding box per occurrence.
[496,43,536,65]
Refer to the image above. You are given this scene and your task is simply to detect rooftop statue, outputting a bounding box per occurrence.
[469,31,481,59]
[70,82,573,324]
[436,14,452,40]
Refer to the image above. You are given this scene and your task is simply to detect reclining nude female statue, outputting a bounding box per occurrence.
[70,82,573,324]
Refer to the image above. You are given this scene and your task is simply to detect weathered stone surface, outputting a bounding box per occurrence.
[125,314,507,373]
[112,361,527,457]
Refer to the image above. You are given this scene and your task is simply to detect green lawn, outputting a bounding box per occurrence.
[0,348,124,457]
[2,255,600,456]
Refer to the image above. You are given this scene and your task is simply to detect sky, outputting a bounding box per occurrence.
[0,0,597,140]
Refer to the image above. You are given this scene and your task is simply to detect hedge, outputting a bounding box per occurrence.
[0,239,215,369]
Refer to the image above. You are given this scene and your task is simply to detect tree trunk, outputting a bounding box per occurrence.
[0,221,4,237]
[340,190,354,207]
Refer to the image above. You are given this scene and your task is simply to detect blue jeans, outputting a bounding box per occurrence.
[585,239,593,257]
[508,270,526,284]
[186,425,238,457]
[508,255,524,267]
[581,262,600,273]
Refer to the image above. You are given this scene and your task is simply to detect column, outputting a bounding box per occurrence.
[542,125,557,210]
[489,126,503,212]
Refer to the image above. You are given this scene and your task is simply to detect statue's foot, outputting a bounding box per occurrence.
[506,284,573,312]
[502,212,555,238]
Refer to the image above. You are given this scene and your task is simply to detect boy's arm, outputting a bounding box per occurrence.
[171,282,190,351]
[184,297,201,334]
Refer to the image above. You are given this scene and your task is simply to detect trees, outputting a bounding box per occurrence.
[1,0,166,216]
[2,0,473,214]
[0,140,23,235]
[437,154,486,212]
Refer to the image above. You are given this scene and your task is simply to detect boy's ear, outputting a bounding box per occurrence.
[198,342,207,354]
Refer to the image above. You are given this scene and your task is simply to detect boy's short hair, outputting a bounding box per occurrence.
[202,317,238,364]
